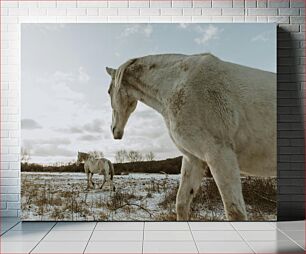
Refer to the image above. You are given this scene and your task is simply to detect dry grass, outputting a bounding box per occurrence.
[155,212,177,221]
[158,177,276,221]
[21,173,276,221]
[106,190,138,210]
[21,174,145,220]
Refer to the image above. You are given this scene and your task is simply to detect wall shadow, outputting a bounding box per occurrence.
[277,27,305,221]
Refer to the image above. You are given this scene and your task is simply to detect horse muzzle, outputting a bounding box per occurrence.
[112,126,123,139]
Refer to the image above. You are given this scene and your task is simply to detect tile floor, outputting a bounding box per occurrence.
[0,218,304,253]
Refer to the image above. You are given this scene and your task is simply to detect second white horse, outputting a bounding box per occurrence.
[76,152,116,191]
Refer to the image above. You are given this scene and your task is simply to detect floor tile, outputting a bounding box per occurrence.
[192,230,243,241]
[282,230,305,249]
[1,226,14,235]
[239,230,291,241]
[52,222,96,231]
[295,240,305,250]
[1,229,7,235]
[32,241,87,253]
[196,241,254,253]
[249,240,304,253]
[11,222,55,231]
[276,221,305,231]
[269,222,278,228]
[144,230,193,241]
[85,241,142,253]
[145,222,189,231]
[1,222,21,234]
[90,230,143,241]
[1,221,21,228]
[143,241,198,253]
[231,222,275,231]
[96,222,144,231]
[0,230,47,242]
[282,230,305,241]
[189,222,234,231]
[42,230,92,242]
[0,241,37,253]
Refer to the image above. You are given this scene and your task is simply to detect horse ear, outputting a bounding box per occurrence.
[114,59,137,92]
[106,67,116,78]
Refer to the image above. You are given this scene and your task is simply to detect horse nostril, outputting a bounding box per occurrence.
[112,126,115,134]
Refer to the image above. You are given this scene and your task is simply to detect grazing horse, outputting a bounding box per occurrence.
[76,152,116,191]
[106,53,276,221]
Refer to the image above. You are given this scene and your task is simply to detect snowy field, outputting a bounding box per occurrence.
[21,172,277,221]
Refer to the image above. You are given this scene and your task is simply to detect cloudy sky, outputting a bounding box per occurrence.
[21,23,276,164]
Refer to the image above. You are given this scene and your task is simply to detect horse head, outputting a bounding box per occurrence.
[76,152,89,166]
[106,59,138,139]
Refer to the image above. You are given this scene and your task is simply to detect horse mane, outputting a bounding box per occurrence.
[114,58,137,91]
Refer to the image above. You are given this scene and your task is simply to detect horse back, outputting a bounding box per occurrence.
[168,56,276,177]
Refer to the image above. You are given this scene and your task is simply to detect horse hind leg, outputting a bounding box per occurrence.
[109,179,116,192]
[100,177,106,190]
[111,181,116,191]
[176,155,205,221]
[206,144,247,221]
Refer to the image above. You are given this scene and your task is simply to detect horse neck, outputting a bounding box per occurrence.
[83,156,91,164]
[83,159,89,165]
[127,58,177,116]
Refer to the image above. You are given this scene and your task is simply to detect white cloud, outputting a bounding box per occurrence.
[79,134,101,141]
[22,138,72,159]
[55,119,105,135]
[83,119,104,133]
[78,66,90,83]
[25,137,71,146]
[53,82,84,101]
[121,24,153,38]
[55,126,84,134]
[178,23,189,29]
[33,144,74,157]
[53,71,74,82]
[36,69,85,101]
[21,119,42,130]
[143,25,153,37]
[251,31,273,42]
[194,25,221,45]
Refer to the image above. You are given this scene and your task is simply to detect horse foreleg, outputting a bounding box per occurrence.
[85,168,90,190]
[206,145,247,221]
[176,156,204,221]
[89,173,95,189]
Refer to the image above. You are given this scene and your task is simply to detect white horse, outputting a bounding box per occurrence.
[106,53,276,221]
[76,152,116,191]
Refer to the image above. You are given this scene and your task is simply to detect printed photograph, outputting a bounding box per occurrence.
[21,23,276,221]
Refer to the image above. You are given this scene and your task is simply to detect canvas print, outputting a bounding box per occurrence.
[21,24,277,221]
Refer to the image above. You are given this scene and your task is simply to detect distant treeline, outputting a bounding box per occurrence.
[21,156,183,175]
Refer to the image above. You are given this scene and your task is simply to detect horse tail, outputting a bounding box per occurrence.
[108,160,115,180]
